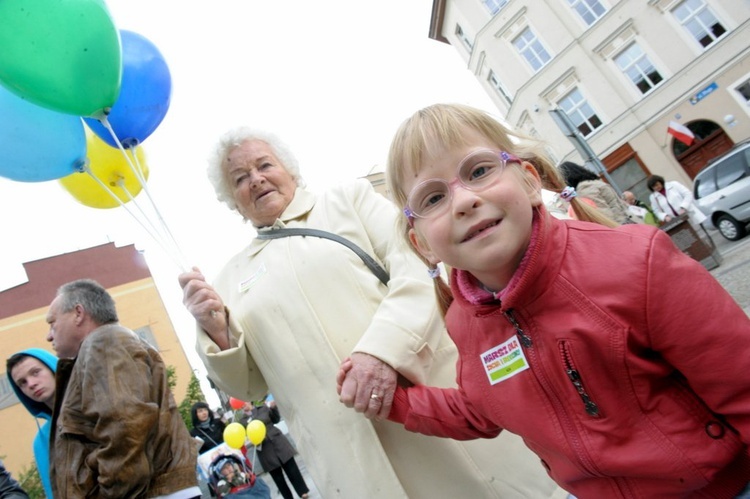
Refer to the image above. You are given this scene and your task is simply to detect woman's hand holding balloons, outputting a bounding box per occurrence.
[178,267,230,349]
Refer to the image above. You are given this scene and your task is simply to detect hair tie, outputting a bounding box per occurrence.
[427,266,441,279]
[560,186,577,202]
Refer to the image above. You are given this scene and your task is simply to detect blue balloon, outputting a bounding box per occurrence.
[0,85,86,182]
[84,30,172,148]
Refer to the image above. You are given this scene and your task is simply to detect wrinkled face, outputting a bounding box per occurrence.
[10,357,56,408]
[623,192,636,205]
[225,139,297,227]
[45,295,86,359]
[196,407,210,422]
[405,129,542,291]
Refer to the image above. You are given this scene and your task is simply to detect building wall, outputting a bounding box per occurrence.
[433,0,750,189]
[0,243,195,479]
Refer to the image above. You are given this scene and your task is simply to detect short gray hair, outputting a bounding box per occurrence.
[206,127,306,213]
[57,279,118,326]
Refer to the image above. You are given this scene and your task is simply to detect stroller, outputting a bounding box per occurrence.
[208,452,271,499]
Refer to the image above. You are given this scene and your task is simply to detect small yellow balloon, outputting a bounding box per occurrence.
[246,419,266,446]
[223,422,247,450]
[59,129,149,209]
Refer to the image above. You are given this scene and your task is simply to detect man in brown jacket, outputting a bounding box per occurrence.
[45,279,199,498]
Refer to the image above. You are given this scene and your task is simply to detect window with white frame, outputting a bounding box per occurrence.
[134,325,159,349]
[483,0,509,15]
[0,375,17,410]
[488,70,513,104]
[672,0,726,48]
[565,0,606,26]
[512,27,551,72]
[558,88,602,136]
[455,24,474,51]
[614,43,663,94]
[735,78,750,105]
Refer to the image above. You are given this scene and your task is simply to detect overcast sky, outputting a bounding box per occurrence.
[0,0,499,403]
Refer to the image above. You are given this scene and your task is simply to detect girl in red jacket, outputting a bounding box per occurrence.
[339,103,750,498]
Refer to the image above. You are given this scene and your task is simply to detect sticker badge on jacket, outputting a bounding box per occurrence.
[481,336,529,385]
[239,263,267,293]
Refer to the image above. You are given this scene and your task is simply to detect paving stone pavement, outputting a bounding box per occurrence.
[704,227,750,315]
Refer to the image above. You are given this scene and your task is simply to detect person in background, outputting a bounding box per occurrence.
[6,349,58,499]
[0,460,29,499]
[647,174,707,226]
[190,401,226,455]
[240,398,309,499]
[622,190,659,226]
[178,127,561,498]
[340,102,750,498]
[559,161,632,224]
[44,279,200,498]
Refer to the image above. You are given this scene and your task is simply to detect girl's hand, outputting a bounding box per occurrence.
[336,357,353,395]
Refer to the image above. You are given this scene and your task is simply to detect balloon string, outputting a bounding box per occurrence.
[97,117,190,271]
[82,166,186,271]
[116,179,190,271]
[126,149,191,269]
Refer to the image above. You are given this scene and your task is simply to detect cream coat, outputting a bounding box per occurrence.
[197,179,563,498]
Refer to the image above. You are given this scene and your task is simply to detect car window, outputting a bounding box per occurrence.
[715,150,748,189]
[695,168,716,199]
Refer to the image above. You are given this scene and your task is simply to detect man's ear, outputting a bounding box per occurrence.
[73,304,86,325]
[521,161,544,207]
[408,228,441,266]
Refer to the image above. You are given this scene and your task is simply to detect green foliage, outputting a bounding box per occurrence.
[176,370,207,429]
[166,365,177,391]
[17,463,44,499]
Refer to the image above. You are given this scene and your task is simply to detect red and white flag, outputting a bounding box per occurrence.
[667,121,695,146]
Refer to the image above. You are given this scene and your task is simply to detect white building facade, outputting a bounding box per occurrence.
[430,0,750,202]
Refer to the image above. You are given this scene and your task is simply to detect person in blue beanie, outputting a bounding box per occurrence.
[6,348,58,499]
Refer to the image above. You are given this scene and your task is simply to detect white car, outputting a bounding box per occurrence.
[693,140,750,241]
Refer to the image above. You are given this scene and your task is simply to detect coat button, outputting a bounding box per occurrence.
[705,421,725,439]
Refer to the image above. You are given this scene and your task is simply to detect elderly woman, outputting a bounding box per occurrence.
[647,174,707,226]
[178,127,561,498]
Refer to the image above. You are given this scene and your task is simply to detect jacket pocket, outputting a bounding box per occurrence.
[56,422,100,497]
[559,340,601,418]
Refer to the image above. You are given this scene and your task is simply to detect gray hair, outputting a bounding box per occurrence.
[57,279,118,325]
[206,127,306,213]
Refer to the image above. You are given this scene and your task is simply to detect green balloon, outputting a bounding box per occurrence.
[0,0,122,118]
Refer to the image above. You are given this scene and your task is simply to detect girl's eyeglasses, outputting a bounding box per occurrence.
[404,149,521,225]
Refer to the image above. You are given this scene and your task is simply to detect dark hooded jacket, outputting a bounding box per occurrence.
[7,348,57,499]
[190,402,226,454]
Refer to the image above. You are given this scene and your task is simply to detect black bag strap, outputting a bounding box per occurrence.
[255,228,389,285]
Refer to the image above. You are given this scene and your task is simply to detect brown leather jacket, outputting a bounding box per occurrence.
[50,324,198,498]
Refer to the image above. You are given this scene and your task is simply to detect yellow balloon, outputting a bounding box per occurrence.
[59,130,149,209]
[223,422,247,450]
[246,419,267,446]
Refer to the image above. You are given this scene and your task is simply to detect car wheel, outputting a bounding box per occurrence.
[716,214,747,241]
